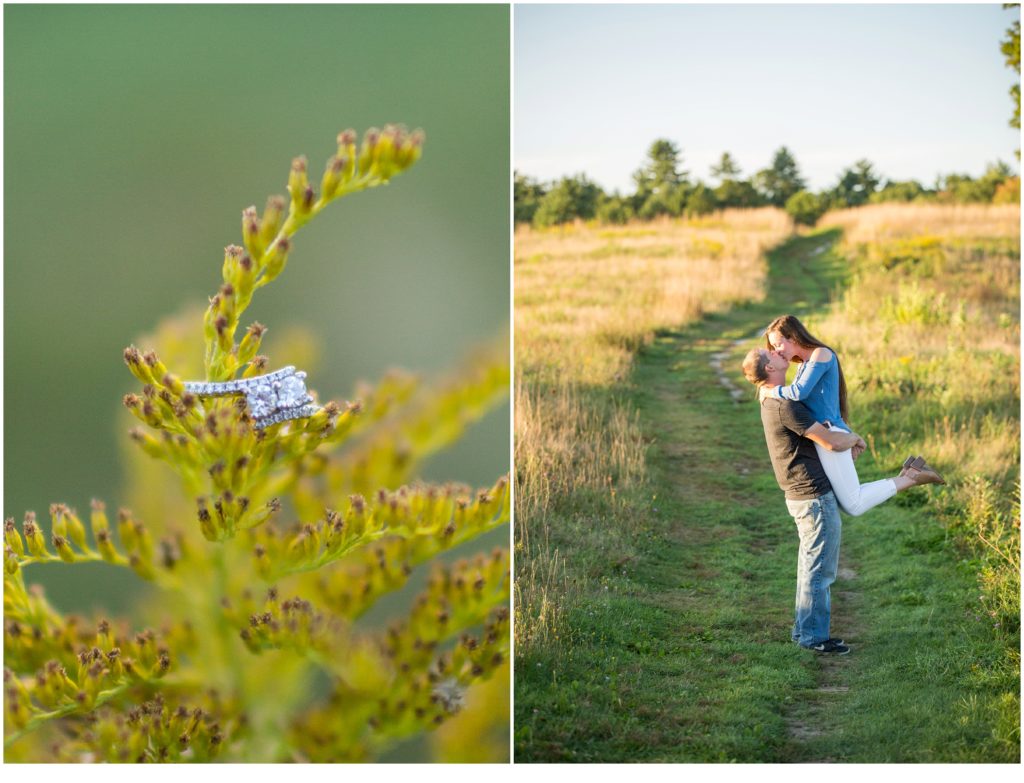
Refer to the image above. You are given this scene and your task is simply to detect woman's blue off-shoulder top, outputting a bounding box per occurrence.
[768,353,847,430]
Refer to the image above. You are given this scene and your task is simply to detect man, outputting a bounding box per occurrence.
[741,347,866,655]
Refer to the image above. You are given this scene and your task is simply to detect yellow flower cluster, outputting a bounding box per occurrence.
[4,579,181,745]
[5,127,509,762]
[5,502,165,583]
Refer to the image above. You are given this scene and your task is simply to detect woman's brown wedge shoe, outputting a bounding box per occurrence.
[900,455,921,477]
[905,458,946,486]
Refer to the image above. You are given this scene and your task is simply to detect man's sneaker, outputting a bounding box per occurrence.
[803,639,850,655]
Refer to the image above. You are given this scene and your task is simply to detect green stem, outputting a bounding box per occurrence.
[211,544,243,696]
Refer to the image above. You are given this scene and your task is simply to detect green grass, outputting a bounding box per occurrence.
[514,229,1019,762]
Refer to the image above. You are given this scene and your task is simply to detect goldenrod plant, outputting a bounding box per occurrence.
[4,126,511,762]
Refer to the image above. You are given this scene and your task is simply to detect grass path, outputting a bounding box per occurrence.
[514,231,1018,762]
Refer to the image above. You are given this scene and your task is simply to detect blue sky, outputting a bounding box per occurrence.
[515,3,1021,192]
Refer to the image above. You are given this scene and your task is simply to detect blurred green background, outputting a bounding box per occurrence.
[4,4,510,611]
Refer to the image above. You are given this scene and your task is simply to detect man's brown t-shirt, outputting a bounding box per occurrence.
[758,397,832,500]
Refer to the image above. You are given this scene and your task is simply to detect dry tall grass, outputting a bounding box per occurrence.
[514,209,791,652]
[816,202,1021,637]
[821,203,1021,243]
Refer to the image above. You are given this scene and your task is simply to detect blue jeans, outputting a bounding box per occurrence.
[786,491,841,646]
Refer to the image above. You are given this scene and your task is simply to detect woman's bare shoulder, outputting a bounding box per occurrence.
[809,346,834,363]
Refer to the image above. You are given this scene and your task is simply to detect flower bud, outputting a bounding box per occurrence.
[237,323,266,366]
[50,503,69,540]
[5,546,19,574]
[242,206,265,261]
[132,520,154,564]
[396,128,425,171]
[344,495,369,537]
[260,236,291,285]
[234,252,256,298]
[337,128,357,158]
[142,351,169,383]
[210,314,231,355]
[221,245,244,285]
[321,156,345,201]
[358,128,380,177]
[23,515,47,558]
[95,529,119,563]
[53,535,76,563]
[130,553,156,581]
[303,401,339,436]
[64,508,88,551]
[288,156,309,211]
[118,509,138,552]
[260,195,286,247]
[90,499,109,537]
[129,428,165,460]
[5,518,25,557]
[374,125,399,178]
[217,283,237,328]
[123,345,154,385]
[161,371,185,397]
[301,184,316,213]
[243,355,269,379]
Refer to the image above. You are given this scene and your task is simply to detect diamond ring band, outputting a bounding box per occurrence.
[184,366,320,429]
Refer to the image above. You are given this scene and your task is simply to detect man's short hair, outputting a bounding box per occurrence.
[742,348,770,386]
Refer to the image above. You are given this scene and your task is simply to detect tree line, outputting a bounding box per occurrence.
[515,141,1021,229]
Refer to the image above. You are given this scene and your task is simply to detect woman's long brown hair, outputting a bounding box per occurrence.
[765,314,849,422]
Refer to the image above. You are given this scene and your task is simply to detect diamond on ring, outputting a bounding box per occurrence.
[183,366,319,429]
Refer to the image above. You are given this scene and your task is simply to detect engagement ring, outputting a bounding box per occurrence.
[184,366,319,429]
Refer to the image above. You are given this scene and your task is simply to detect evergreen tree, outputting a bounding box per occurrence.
[633,139,690,218]
[710,152,742,181]
[752,147,805,207]
[709,152,760,208]
[828,159,881,208]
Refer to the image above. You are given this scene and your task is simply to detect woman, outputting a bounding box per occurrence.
[759,314,944,515]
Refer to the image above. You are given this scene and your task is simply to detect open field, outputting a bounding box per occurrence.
[514,204,1020,761]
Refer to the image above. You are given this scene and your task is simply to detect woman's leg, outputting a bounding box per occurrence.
[812,428,897,516]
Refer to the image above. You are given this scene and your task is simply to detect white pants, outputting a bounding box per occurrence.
[812,425,896,517]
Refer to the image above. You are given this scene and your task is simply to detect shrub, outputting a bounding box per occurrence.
[785,190,826,227]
